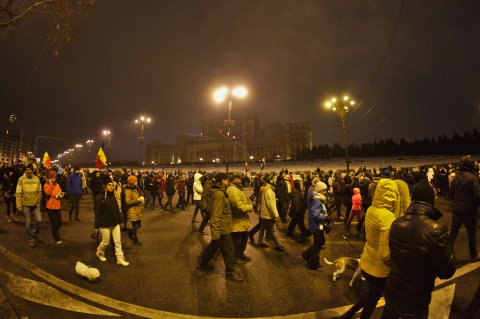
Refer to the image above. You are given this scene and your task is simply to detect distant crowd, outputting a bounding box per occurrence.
[1,155,480,318]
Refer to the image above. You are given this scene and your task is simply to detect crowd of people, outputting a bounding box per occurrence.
[1,155,479,318]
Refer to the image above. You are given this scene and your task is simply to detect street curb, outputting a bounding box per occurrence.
[0,286,20,319]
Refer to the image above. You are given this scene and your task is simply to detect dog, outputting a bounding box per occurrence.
[323,257,363,287]
[75,261,100,282]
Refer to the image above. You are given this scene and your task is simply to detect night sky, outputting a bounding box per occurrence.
[1,1,479,161]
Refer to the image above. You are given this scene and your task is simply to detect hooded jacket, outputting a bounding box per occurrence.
[44,180,62,210]
[352,187,362,211]
[260,183,279,220]
[307,190,328,233]
[209,183,232,240]
[193,173,203,201]
[360,179,411,278]
[124,185,143,221]
[385,201,456,313]
[227,181,253,232]
[16,173,42,208]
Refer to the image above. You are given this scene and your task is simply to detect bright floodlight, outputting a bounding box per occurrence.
[140,116,145,121]
[146,117,151,123]
[232,86,248,98]
[325,101,332,108]
[343,96,349,101]
[350,100,355,105]
[331,97,337,103]
[213,87,229,103]
[103,130,110,135]
[75,144,83,148]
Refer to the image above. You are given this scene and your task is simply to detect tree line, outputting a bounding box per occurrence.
[299,127,480,160]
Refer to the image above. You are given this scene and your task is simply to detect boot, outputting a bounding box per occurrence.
[117,258,130,267]
[225,271,244,282]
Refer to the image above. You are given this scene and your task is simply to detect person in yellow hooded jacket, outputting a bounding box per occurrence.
[341,179,410,319]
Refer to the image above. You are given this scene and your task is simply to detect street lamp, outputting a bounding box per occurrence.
[86,139,94,152]
[134,116,151,146]
[9,113,25,160]
[135,116,152,166]
[103,130,111,153]
[324,95,356,173]
[213,85,248,171]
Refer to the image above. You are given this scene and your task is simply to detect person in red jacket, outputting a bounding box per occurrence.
[43,169,64,245]
[346,187,362,228]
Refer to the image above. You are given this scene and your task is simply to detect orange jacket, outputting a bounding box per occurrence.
[44,181,62,210]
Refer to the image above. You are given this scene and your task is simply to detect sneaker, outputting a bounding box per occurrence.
[74,219,81,223]
[257,242,269,248]
[197,262,215,271]
[117,259,130,267]
[238,254,251,262]
[28,239,36,247]
[274,245,287,252]
[96,251,107,262]
[56,241,63,245]
[235,258,248,265]
[225,272,244,282]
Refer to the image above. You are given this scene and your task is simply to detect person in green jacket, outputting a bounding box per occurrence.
[197,173,243,282]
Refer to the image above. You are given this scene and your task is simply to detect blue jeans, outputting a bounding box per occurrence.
[24,204,41,240]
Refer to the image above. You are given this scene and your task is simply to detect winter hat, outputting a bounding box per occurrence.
[411,180,435,206]
[262,173,274,185]
[315,181,328,193]
[48,169,57,179]
[215,172,228,182]
[113,169,124,179]
[127,175,137,185]
[459,155,475,172]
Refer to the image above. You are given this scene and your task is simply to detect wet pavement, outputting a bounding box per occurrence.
[0,189,478,319]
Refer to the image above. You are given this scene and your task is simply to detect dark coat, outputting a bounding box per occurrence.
[449,169,480,215]
[165,177,176,196]
[94,192,122,228]
[209,183,232,240]
[289,187,306,217]
[385,201,456,313]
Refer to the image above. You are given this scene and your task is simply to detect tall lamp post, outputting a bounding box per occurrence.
[9,114,25,160]
[134,116,151,166]
[213,85,248,172]
[86,139,94,152]
[103,130,111,154]
[324,95,356,173]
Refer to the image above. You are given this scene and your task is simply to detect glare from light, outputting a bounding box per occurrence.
[343,96,349,101]
[331,97,337,103]
[213,87,229,103]
[325,101,332,108]
[249,155,254,160]
[232,86,248,98]
[333,107,337,111]
[75,144,83,148]
[199,157,203,161]
[135,119,139,124]
[140,116,145,121]
[103,130,110,136]
[146,118,151,123]
[350,100,355,105]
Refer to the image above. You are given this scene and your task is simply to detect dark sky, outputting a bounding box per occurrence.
[1,0,480,161]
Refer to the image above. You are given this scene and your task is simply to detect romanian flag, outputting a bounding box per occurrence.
[95,144,107,169]
[42,152,52,168]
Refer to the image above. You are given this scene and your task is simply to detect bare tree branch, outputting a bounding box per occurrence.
[0,0,55,27]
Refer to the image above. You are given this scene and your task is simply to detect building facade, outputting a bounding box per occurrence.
[0,132,29,164]
[146,111,312,165]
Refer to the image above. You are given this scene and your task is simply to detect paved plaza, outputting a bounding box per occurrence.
[0,189,478,319]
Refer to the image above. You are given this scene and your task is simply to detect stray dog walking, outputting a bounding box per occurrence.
[324,257,363,286]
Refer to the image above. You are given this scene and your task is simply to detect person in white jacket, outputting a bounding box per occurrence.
[191,172,203,222]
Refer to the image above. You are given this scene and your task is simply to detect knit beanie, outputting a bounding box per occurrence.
[411,180,435,206]
[315,181,328,193]
[48,169,57,179]
[214,172,228,183]
[127,175,137,185]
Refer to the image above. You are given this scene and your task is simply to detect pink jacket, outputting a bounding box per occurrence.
[352,187,362,211]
